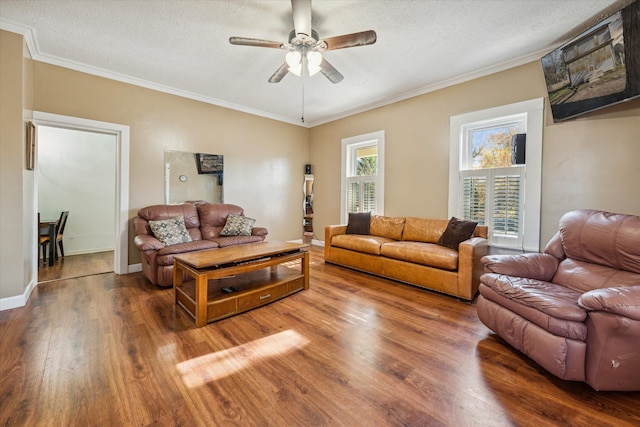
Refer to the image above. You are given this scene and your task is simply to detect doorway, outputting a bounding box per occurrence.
[33,112,130,282]
[37,126,116,281]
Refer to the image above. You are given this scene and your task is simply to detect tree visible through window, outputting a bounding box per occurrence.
[471,126,518,169]
[357,155,377,175]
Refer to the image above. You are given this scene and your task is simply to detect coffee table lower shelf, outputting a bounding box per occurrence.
[175,267,305,324]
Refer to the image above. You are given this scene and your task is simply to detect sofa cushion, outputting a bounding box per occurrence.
[198,203,244,239]
[148,216,193,246]
[155,240,219,266]
[402,217,448,243]
[331,234,396,255]
[480,273,586,322]
[138,203,200,229]
[346,212,371,235]
[559,209,640,274]
[479,282,587,341]
[209,235,265,247]
[381,241,458,271]
[370,216,405,240]
[220,213,255,236]
[553,258,640,294]
[437,217,477,250]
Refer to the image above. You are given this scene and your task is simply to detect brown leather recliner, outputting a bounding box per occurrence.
[477,209,640,391]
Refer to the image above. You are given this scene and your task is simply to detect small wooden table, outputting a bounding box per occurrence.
[173,241,309,327]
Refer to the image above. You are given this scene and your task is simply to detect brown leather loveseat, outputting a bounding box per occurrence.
[133,202,268,286]
[477,209,640,391]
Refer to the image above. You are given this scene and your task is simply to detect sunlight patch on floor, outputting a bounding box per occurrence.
[176,329,309,387]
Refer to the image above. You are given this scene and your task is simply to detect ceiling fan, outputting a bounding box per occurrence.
[229,0,377,84]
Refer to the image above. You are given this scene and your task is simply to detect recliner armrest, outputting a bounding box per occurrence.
[133,234,164,251]
[481,253,559,282]
[578,285,640,321]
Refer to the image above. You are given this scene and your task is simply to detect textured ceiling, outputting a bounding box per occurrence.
[0,0,629,127]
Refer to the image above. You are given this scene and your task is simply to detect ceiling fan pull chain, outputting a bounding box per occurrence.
[301,72,305,123]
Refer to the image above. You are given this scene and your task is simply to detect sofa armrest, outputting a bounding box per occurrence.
[460,236,487,250]
[251,226,268,237]
[578,286,640,321]
[457,237,489,300]
[133,234,164,251]
[325,225,347,260]
[481,253,559,282]
[325,225,347,241]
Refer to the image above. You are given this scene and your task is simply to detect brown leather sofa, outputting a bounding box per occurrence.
[133,202,268,286]
[325,216,489,300]
[477,209,640,391]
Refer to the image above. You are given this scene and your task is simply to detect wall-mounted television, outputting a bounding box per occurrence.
[541,1,639,122]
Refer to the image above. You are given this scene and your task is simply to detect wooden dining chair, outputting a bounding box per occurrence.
[39,213,56,265]
[54,211,69,259]
[40,211,69,264]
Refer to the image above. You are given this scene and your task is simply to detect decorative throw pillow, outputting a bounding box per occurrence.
[148,215,192,246]
[437,217,478,250]
[345,212,371,235]
[220,213,256,236]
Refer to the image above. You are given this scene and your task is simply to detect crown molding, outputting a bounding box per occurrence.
[2,18,547,129]
[0,19,305,127]
[304,47,550,127]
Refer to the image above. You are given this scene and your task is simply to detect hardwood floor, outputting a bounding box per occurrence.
[2,246,638,426]
[37,251,113,283]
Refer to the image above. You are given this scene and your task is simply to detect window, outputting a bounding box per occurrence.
[449,99,543,251]
[460,115,526,248]
[341,131,385,223]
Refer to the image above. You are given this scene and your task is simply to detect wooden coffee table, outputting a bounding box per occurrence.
[173,241,309,327]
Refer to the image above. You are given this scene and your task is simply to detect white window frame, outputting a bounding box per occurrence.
[449,98,544,251]
[341,130,385,224]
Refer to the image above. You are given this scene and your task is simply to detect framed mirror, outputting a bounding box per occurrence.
[165,150,223,204]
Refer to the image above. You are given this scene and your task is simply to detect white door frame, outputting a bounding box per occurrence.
[33,112,130,275]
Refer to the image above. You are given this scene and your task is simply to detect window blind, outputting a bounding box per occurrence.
[462,176,486,224]
[459,166,524,248]
[346,178,377,215]
[492,174,521,237]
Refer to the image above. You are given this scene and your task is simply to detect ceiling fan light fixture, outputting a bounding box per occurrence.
[307,51,322,76]
[286,51,302,76]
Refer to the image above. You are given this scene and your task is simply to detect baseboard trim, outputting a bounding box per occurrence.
[0,277,37,311]
[289,239,324,247]
[65,247,116,256]
[128,263,142,273]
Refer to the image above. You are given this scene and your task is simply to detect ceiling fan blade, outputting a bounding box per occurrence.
[268,62,290,83]
[320,30,377,50]
[319,59,344,84]
[291,0,312,38]
[229,37,285,49]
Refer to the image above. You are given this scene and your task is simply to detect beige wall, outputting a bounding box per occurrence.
[310,61,640,248]
[0,31,35,301]
[2,27,640,305]
[32,61,310,265]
